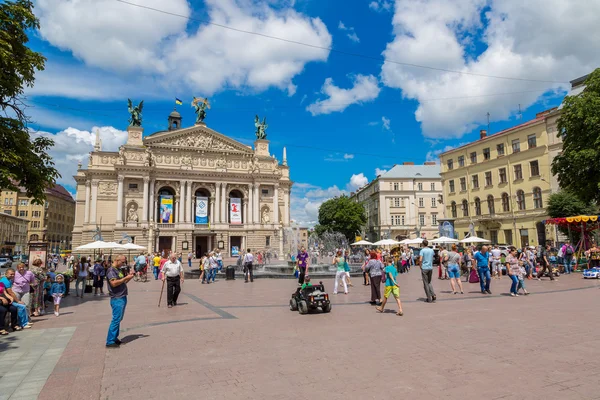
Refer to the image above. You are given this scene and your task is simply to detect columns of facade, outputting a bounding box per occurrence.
[273,184,279,225]
[247,184,253,224]
[149,179,155,222]
[214,183,221,223]
[243,198,248,224]
[142,177,149,222]
[115,176,124,223]
[253,184,260,224]
[185,181,193,223]
[90,179,99,224]
[221,183,227,223]
[83,180,91,224]
[283,188,290,226]
[178,180,186,223]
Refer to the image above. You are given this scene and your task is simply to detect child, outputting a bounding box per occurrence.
[376,257,404,316]
[301,276,312,290]
[50,274,66,316]
[517,263,529,295]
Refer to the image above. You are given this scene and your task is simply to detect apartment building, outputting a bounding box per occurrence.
[0,184,76,253]
[350,163,442,241]
[0,213,28,255]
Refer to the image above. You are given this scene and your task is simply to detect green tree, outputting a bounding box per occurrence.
[547,191,597,243]
[551,68,600,205]
[0,0,59,204]
[315,195,366,241]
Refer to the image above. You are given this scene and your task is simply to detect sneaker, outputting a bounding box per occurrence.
[54,311,59,317]
[22,324,32,329]
[106,343,120,348]
[510,293,516,297]
[486,290,492,294]
[515,293,519,297]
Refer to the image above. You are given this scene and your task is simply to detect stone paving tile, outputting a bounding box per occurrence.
[1,271,596,400]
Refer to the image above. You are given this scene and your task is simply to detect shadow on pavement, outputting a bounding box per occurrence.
[120,334,149,344]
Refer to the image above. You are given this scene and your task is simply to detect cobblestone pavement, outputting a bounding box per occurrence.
[2,269,600,400]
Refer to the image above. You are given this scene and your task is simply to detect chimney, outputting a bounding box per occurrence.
[424,162,436,165]
[480,129,487,139]
[403,162,415,165]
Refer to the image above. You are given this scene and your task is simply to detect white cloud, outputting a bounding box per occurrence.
[338,20,360,43]
[375,168,388,176]
[307,74,381,115]
[324,153,355,162]
[36,0,332,97]
[369,0,393,12]
[343,153,354,160]
[347,173,368,191]
[380,0,599,138]
[382,116,391,131]
[31,126,128,187]
[425,143,467,163]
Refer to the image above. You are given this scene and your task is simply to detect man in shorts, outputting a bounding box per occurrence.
[491,245,502,279]
[376,256,404,316]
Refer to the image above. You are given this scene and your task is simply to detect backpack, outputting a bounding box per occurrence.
[565,246,574,256]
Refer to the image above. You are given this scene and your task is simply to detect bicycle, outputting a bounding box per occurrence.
[133,264,148,282]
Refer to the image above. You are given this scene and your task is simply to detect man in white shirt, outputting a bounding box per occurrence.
[243,249,254,283]
[490,245,502,279]
[161,254,184,308]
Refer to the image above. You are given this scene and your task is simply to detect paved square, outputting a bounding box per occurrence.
[2,270,600,400]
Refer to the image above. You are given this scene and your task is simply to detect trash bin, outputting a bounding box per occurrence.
[226,265,235,280]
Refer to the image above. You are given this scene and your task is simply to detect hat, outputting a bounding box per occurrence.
[55,274,64,280]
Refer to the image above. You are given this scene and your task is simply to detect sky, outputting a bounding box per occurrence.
[24,0,600,226]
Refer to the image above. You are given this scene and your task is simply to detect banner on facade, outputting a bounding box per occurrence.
[230,198,242,224]
[160,196,173,223]
[195,196,208,224]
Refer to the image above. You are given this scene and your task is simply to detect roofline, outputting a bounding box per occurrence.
[439,116,545,158]
[571,74,589,87]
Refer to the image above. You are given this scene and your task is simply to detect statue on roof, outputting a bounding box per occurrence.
[254,115,268,140]
[127,99,144,127]
[192,97,210,124]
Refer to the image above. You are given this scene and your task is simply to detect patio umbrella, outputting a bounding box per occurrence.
[74,241,123,251]
[431,236,459,244]
[459,236,491,244]
[372,239,401,246]
[403,237,424,245]
[121,243,146,250]
[351,240,373,246]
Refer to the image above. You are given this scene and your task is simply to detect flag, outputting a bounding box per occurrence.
[175,98,183,105]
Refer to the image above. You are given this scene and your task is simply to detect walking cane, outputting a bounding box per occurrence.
[158,278,165,307]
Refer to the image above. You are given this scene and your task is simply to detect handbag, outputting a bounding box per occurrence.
[344,261,350,272]
[469,269,480,283]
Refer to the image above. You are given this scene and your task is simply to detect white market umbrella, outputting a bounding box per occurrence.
[74,240,123,251]
[351,240,373,246]
[121,243,146,250]
[459,236,490,244]
[431,236,459,244]
[372,239,401,246]
[404,237,424,245]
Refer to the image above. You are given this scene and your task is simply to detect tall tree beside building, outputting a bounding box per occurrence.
[551,69,600,205]
[0,0,59,204]
[314,195,366,241]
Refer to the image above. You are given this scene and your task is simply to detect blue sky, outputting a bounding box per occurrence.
[25,0,600,225]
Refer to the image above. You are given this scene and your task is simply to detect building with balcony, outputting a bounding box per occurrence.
[350,162,443,241]
[0,213,28,255]
[0,184,75,253]
[71,110,292,258]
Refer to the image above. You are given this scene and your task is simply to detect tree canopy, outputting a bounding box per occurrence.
[546,191,596,219]
[314,195,366,241]
[551,68,600,205]
[0,0,59,204]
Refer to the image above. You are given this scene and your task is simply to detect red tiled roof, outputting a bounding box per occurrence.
[12,182,75,203]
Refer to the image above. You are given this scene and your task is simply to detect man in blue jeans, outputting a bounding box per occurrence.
[474,246,492,294]
[106,254,134,348]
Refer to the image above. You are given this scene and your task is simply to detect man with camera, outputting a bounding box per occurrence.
[106,254,134,348]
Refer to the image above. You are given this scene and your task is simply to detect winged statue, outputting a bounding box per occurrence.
[254,115,268,139]
[192,97,210,124]
[127,99,144,127]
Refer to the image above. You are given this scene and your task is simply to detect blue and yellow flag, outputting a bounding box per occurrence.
[175,98,183,105]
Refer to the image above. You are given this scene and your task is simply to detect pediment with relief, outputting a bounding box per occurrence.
[144,126,253,154]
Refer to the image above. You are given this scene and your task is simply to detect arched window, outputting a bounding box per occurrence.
[474,197,481,216]
[194,188,211,224]
[29,234,39,241]
[516,190,526,210]
[533,187,543,209]
[501,193,510,212]
[487,195,495,215]
[157,187,176,223]
[462,199,469,217]
[228,189,245,224]
[450,201,457,218]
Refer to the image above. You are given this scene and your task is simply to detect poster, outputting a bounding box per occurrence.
[195,196,208,224]
[231,246,239,257]
[160,196,173,223]
[230,197,242,224]
[28,242,48,270]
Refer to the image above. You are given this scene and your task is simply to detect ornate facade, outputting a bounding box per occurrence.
[72,111,292,257]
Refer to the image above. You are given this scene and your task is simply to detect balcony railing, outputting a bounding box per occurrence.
[194,224,210,230]
[157,223,175,229]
